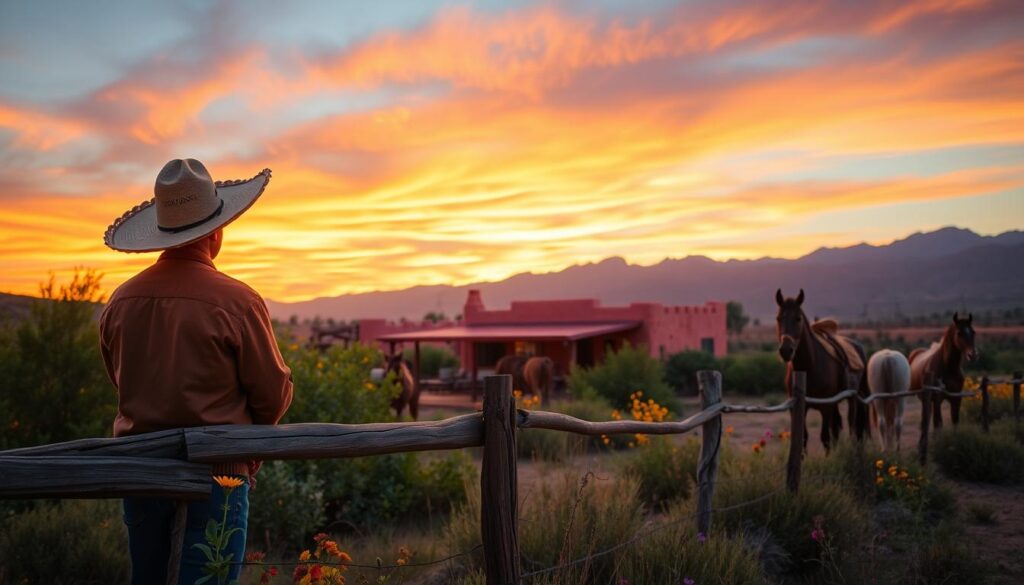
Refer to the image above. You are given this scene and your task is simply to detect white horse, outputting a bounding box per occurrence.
[867,349,911,452]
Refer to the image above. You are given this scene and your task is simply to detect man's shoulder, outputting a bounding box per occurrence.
[108,262,266,316]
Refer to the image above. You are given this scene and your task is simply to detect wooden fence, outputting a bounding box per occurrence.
[1,370,1021,585]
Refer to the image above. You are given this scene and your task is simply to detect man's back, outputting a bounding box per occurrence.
[100,245,292,438]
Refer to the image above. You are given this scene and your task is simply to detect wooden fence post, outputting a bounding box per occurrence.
[481,374,519,584]
[919,374,934,466]
[786,371,806,493]
[696,370,722,536]
[166,501,187,585]
[980,376,990,433]
[1013,371,1022,424]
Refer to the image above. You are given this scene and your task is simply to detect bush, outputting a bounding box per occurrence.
[248,460,327,550]
[905,520,991,584]
[620,436,700,508]
[720,351,786,396]
[932,424,1024,483]
[0,269,115,449]
[664,350,718,395]
[568,342,679,413]
[0,499,128,583]
[278,340,399,426]
[272,341,474,533]
[403,344,459,378]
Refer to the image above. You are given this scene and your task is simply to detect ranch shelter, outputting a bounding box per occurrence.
[365,290,726,399]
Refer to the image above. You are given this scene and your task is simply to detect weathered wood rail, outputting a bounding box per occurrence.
[1,370,1019,585]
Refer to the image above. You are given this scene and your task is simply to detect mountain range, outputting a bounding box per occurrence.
[265,227,1024,322]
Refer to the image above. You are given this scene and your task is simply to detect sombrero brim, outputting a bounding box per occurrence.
[104,169,271,253]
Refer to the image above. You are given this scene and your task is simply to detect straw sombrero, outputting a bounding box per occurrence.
[104,158,271,253]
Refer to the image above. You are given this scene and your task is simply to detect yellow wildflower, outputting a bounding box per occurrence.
[299,549,311,561]
[213,475,244,490]
[875,459,884,469]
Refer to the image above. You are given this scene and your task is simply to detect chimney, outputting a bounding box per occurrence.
[464,289,484,321]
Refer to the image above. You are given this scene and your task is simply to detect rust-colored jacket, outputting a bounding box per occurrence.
[99,246,293,476]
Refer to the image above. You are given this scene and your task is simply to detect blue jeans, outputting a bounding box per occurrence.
[123,478,249,585]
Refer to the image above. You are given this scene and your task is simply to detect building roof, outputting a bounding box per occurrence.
[376,321,641,342]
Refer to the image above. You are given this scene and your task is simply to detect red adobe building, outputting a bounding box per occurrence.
[370,290,726,393]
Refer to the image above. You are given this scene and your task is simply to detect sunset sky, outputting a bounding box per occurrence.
[1,0,1022,302]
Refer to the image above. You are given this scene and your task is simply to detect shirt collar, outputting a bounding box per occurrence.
[158,245,216,269]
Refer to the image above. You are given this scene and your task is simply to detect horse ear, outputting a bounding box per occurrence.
[953,312,959,323]
[968,313,973,324]
[796,289,805,305]
[775,289,784,306]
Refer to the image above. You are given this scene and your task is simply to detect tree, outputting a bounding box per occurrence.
[0,268,115,448]
[423,311,447,324]
[726,301,750,335]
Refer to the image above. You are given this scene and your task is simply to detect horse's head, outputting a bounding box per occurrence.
[775,288,806,363]
[951,312,978,362]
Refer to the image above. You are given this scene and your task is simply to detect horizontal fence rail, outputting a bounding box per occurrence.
[1,368,1018,585]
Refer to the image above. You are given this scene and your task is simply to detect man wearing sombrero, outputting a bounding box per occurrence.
[100,159,293,584]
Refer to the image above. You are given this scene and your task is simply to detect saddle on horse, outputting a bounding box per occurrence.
[811,319,864,372]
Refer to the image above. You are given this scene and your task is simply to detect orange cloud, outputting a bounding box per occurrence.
[1,0,1022,302]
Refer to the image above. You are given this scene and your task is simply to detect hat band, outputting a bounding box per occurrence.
[157,199,225,233]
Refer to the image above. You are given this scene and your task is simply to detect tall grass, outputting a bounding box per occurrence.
[932,424,1024,483]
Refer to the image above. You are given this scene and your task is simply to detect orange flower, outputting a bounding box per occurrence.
[725,426,734,434]
[299,549,312,561]
[213,475,244,490]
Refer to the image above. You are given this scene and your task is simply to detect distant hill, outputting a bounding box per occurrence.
[266,227,1024,322]
[0,292,37,324]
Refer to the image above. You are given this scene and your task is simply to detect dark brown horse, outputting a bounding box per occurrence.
[383,353,420,420]
[496,354,554,403]
[524,356,554,403]
[776,289,870,451]
[909,312,978,428]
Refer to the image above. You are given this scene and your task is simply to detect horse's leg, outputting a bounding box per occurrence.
[820,406,833,453]
[803,412,810,453]
[830,405,842,446]
[895,399,904,452]
[932,397,943,430]
[876,404,888,451]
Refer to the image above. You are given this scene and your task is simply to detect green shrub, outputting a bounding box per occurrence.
[0,499,128,583]
[273,342,473,532]
[619,436,700,508]
[966,503,996,525]
[403,344,460,378]
[664,350,718,395]
[279,340,399,426]
[248,460,327,550]
[932,425,1024,483]
[568,342,679,413]
[720,351,786,396]
[0,269,115,449]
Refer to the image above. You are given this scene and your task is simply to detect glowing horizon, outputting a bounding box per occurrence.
[1,0,1022,302]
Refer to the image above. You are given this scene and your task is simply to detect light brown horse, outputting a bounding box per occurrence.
[384,353,420,420]
[496,354,554,403]
[909,312,978,428]
[776,289,870,452]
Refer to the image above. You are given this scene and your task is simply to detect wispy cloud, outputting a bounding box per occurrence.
[0,0,1022,301]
